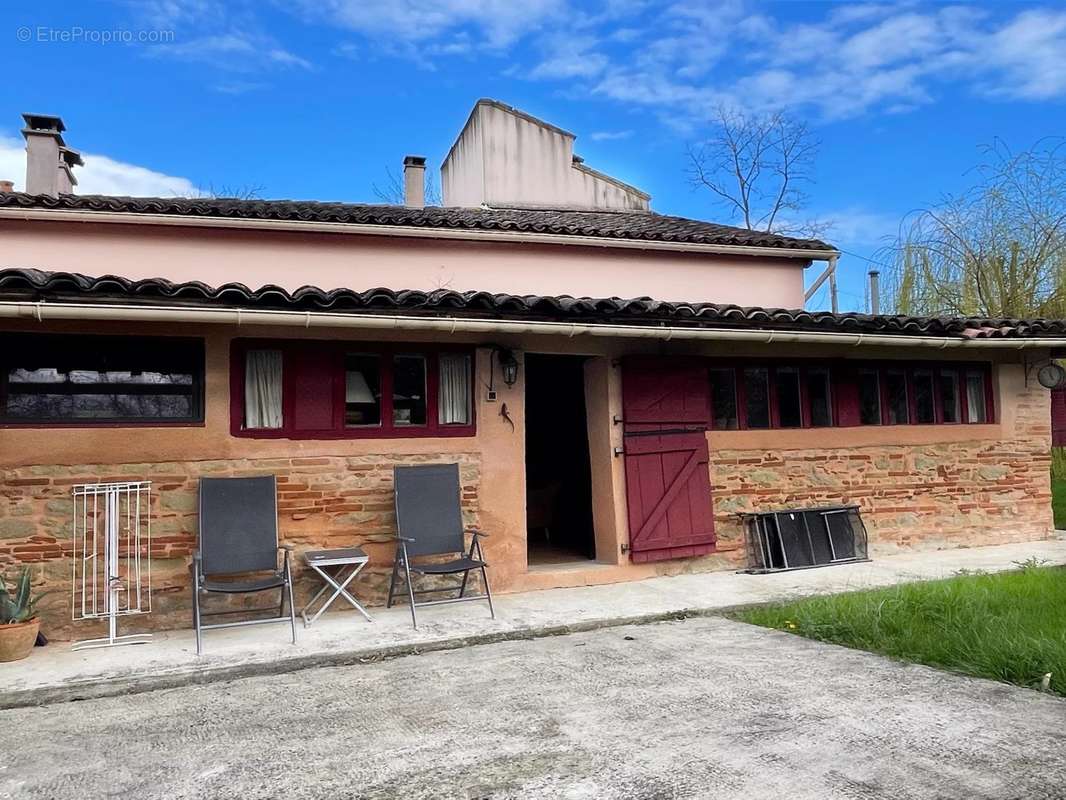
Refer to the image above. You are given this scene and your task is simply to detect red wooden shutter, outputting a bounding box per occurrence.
[621,358,716,563]
[833,367,862,427]
[290,346,336,432]
[1053,387,1066,447]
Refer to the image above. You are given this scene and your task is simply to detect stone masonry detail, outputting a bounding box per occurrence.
[0,454,480,639]
[708,385,1052,560]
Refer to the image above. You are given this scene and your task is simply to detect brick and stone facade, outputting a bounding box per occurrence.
[0,323,1055,641]
[0,454,480,639]
[708,377,1053,562]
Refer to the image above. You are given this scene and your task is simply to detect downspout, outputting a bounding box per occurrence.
[0,300,1059,350]
[804,254,839,312]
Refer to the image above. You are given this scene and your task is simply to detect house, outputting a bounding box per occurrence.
[0,101,1058,638]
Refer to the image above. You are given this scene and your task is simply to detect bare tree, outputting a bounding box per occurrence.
[882,138,1066,318]
[686,106,827,238]
[196,183,266,200]
[372,166,442,206]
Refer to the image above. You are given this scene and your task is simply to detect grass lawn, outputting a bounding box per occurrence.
[737,563,1066,696]
[1053,478,1066,530]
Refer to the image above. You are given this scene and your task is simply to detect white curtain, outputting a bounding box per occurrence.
[966,374,986,423]
[438,353,471,425]
[245,350,283,429]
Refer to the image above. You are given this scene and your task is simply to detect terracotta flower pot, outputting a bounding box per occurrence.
[0,618,39,662]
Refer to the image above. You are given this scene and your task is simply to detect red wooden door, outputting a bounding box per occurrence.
[621,358,716,563]
[1053,387,1066,447]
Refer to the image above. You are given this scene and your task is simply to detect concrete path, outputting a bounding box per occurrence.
[3,539,1065,709]
[1,616,1063,800]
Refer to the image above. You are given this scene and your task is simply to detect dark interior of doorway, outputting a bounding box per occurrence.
[525,354,596,565]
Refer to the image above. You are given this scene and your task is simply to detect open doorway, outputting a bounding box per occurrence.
[525,354,596,566]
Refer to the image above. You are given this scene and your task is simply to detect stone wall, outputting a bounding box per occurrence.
[0,454,480,639]
[708,381,1053,562]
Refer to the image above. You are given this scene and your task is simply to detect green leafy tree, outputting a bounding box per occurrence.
[883,139,1066,318]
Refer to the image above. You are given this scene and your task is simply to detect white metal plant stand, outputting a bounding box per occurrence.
[71,481,153,650]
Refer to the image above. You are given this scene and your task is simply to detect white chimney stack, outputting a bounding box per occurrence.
[403,155,426,208]
[21,113,82,196]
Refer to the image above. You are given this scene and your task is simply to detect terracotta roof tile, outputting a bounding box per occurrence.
[0,192,834,252]
[1,268,1064,339]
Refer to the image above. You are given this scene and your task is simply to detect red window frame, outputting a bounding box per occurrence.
[715,360,838,430]
[708,359,995,431]
[230,339,476,439]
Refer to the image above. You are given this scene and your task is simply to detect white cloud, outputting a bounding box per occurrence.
[982,9,1066,100]
[814,208,903,248]
[136,1,1066,124]
[213,80,268,95]
[589,130,634,141]
[499,3,1066,123]
[155,32,312,71]
[0,134,200,197]
[293,0,566,49]
[530,34,608,79]
[129,1,312,73]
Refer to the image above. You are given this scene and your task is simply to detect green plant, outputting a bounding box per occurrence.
[1053,479,1066,530]
[1013,556,1051,571]
[736,566,1066,697]
[1051,448,1066,482]
[0,567,46,624]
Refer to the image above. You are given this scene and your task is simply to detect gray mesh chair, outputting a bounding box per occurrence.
[387,464,494,629]
[192,476,296,655]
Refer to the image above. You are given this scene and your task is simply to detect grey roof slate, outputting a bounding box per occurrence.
[0,192,834,252]
[1,268,1063,339]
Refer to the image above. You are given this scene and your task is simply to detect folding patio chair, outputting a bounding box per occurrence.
[192,475,296,655]
[387,464,494,629]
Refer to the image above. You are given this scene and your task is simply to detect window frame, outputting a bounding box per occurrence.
[910,367,937,425]
[883,368,911,425]
[712,360,837,431]
[230,339,476,440]
[0,333,205,428]
[708,358,994,431]
[856,362,995,427]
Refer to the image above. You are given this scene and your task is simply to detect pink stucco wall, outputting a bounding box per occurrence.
[0,219,808,307]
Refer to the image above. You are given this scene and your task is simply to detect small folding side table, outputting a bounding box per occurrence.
[300,547,373,627]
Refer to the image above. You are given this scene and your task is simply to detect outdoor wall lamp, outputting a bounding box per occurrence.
[497,348,519,387]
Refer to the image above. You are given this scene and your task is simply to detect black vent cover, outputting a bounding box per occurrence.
[742,505,869,573]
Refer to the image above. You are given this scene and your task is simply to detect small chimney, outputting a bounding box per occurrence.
[57,146,84,194]
[869,270,881,315]
[21,113,81,196]
[403,155,426,208]
[0,180,13,193]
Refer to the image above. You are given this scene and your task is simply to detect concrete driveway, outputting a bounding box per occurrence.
[2,616,1063,800]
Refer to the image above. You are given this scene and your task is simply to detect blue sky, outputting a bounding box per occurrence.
[3,1,1066,310]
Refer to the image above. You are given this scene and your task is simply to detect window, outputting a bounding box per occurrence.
[913,369,935,424]
[966,370,989,423]
[709,368,738,430]
[1,334,204,425]
[743,367,770,429]
[233,340,475,439]
[392,355,427,426]
[245,349,283,429]
[858,370,881,425]
[774,367,802,428]
[344,354,382,427]
[707,360,993,431]
[885,370,910,425]
[940,370,961,423]
[439,353,472,425]
[806,368,833,427]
